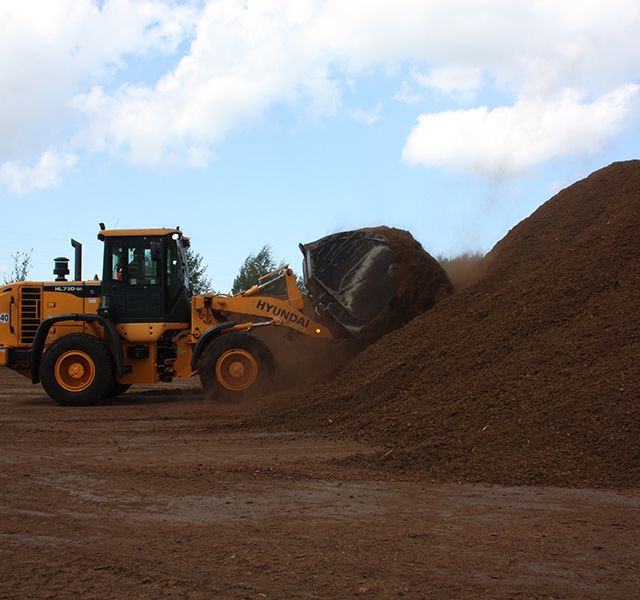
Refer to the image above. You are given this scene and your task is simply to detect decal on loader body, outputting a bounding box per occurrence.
[255,299,310,329]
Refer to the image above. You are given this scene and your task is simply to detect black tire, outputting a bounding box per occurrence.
[40,334,115,406]
[109,382,132,398]
[198,333,275,400]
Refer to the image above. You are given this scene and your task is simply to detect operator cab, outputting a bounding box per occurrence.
[98,227,191,323]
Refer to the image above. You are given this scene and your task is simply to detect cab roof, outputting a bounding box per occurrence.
[98,228,181,240]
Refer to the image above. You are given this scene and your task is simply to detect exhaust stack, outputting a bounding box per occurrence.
[71,239,82,281]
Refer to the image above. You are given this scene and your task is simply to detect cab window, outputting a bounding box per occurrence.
[111,245,125,281]
[167,238,187,303]
[127,242,159,286]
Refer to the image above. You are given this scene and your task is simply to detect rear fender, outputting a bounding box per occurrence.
[30,314,125,383]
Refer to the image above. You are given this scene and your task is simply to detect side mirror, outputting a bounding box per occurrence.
[150,241,162,261]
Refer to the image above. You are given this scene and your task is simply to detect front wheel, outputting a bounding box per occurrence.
[198,333,274,400]
[108,382,132,398]
[40,334,115,406]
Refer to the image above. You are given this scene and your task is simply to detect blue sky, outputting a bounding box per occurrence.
[1,1,639,291]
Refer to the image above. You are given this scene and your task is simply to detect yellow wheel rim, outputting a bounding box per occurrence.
[215,349,258,392]
[54,350,96,393]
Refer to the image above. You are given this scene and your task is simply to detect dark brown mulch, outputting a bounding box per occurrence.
[257,160,640,488]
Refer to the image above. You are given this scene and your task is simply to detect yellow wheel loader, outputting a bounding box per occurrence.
[0,225,402,405]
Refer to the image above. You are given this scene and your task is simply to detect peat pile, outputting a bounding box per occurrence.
[259,161,640,488]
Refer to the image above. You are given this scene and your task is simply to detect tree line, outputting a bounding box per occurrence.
[189,244,297,295]
[2,244,294,295]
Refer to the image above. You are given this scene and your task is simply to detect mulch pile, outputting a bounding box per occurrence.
[258,160,640,488]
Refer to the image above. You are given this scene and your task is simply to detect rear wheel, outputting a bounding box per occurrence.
[198,333,274,400]
[40,334,114,406]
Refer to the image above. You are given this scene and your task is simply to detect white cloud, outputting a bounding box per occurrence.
[75,0,640,169]
[351,104,383,126]
[402,85,640,178]
[0,150,78,193]
[417,67,483,99]
[0,0,197,160]
[71,0,347,165]
[2,0,640,184]
[393,80,424,104]
[395,67,483,104]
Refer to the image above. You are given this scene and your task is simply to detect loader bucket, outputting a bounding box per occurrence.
[300,231,397,337]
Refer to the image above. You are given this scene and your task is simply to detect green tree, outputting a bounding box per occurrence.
[3,249,33,284]
[185,247,213,295]
[232,244,306,295]
[232,245,278,294]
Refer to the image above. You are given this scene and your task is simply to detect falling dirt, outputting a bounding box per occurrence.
[439,252,488,291]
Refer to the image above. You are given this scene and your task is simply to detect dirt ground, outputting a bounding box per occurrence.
[1,369,638,600]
